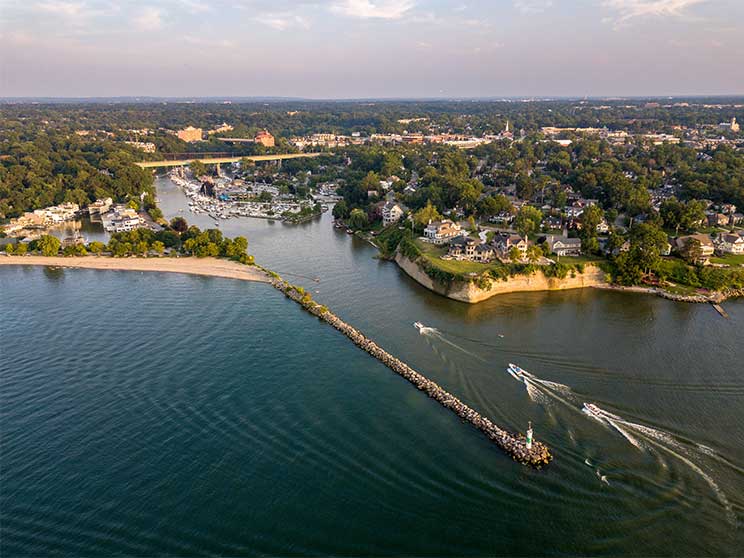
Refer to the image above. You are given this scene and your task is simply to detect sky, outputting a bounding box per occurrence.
[0,0,743,98]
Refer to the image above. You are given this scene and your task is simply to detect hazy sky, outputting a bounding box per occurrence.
[1,0,742,98]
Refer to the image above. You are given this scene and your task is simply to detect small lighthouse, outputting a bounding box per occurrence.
[526,421,533,450]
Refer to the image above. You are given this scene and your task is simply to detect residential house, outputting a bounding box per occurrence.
[255,130,275,147]
[707,213,730,227]
[716,234,744,255]
[545,235,582,257]
[675,234,715,260]
[448,236,493,262]
[423,219,462,244]
[493,233,529,256]
[177,126,203,143]
[382,201,405,226]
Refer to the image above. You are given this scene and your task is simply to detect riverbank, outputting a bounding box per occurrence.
[0,255,271,283]
[395,252,608,304]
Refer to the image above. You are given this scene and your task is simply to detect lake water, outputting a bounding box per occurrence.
[1,176,742,556]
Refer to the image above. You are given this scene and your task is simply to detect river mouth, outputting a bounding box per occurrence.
[1,177,742,557]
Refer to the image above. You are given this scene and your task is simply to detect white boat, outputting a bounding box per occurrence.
[507,363,528,382]
[583,403,603,419]
[413,321,424,331]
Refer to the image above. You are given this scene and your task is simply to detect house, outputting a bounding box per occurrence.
[545,235,582,257]
[675,234,715,259]
[382,201,404,226]
[88,198,113,216]
[448,236,493,262]
[707,213,730,227]
[423,220,461,244]
[716,234,744,255]
[101,205,145,233]
[596,220,610,233]
[493,233,529,256]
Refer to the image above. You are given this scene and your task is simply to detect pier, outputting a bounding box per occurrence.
[270,277,553,468]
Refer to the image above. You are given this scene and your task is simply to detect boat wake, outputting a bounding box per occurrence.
[414,322,485,362]
[507,363,736,524]
[583,403,735,524]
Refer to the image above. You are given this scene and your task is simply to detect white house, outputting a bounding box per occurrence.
[382,201,404,226]
[716,234,744,255]
[423,219,461,244]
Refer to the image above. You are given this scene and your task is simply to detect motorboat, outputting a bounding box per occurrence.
[413,321,424,331]
[507,363,528,382]
[583,403,603,419]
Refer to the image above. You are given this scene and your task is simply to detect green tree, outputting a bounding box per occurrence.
[348,208,369,229]
[509,246,522,262]
[526,244,542,263]
[332,200,349,220]
[4,243,15,254]
[89,241,105,254]
[37,235,61,257]
[170,217,188,233]
[413,201,442,227]
[514,206,543,237]
[151,241,165,255]
[190,160,208,177]
[679,237,703,264]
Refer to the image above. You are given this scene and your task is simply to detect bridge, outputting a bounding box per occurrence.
[135,152,326,169]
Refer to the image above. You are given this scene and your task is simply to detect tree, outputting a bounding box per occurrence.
[89,241,105,254]
[679,237,703,264]
[151,241,165,255]
[526,244,542,263]
[332,200,349,220]
[257,191,273,203]
[508,246,522,262]
[579,205,604,254]
[477,194,512,218]
[37,235,61,257]
[170,217,188,233]
[413,201,442,227]
[4,243,15,254]
[348,208,369,229]
[514,206,543,237]
[190,160,208,177]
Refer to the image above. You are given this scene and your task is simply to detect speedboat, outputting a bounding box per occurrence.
[583,403,603,419]
[507,363,527,382]
[413,321,424,331]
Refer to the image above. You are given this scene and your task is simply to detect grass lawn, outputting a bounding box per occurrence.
[415,239,496,275]
[710,253,744,266]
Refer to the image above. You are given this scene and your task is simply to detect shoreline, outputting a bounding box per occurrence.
[0,255,271,283]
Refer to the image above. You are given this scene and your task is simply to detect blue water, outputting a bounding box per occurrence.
[1,179,742,556]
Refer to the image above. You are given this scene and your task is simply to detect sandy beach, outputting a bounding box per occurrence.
[0,255,271,283]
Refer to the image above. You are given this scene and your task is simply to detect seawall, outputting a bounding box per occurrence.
[395,252,608,304]
[271,278,552,468]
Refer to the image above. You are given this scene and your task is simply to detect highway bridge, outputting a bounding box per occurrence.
[135,152,326,169]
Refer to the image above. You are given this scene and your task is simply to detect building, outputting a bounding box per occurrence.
[255,130,275,147]
[382,201,404,226]
[208,123,234,135]
[707,213,730,227]
[32,203,80,224]
[423,219,461,244]
[675,234,715,260]
[545,235,582,257]
[101,205,145,233]
[177,126,203,143]
[716,234,744,255]
[493,233,529,256]
[448,236,494,262]
[718,118,740,133]
[125,141,156,153]
[88,198,113,216]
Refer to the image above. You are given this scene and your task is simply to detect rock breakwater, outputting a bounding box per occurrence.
[271,277,553,468]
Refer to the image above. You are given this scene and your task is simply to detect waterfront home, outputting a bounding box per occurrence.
[675,234,715,259]
[715,234,744,255]
[88,198,113,216]
[101,205,145,233]
[382,201,405,226]
[423,220,462,244]
[448,236,494,262]
[493,233,529,256]
[545,235,582,257]
[596,220,610,234]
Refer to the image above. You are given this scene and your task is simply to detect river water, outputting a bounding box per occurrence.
[1,176,742,556]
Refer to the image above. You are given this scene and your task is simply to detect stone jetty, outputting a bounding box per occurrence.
[271,277,553,468]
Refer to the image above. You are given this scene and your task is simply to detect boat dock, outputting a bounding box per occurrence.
[271,277,553,468]
[711,303,730,319]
